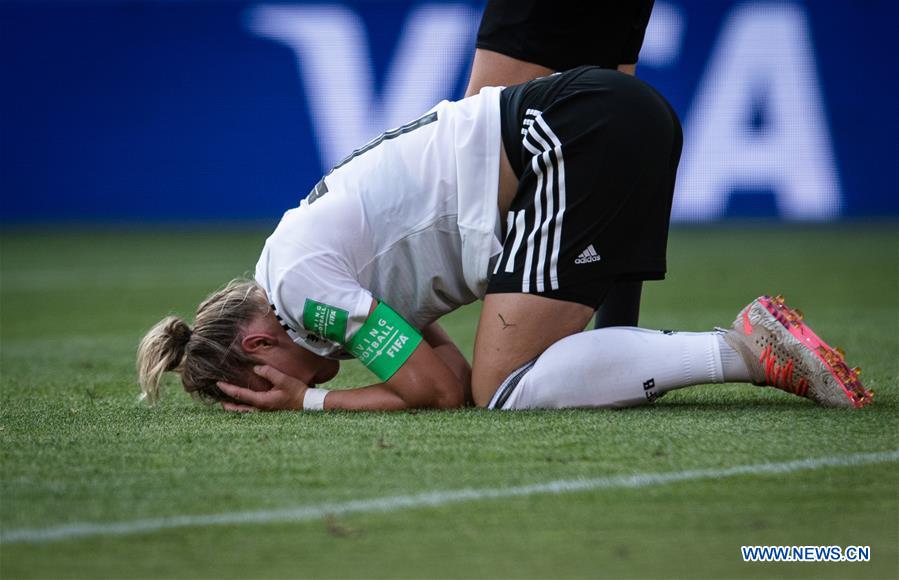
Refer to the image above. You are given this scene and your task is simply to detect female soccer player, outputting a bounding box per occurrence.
[137,67,871,412]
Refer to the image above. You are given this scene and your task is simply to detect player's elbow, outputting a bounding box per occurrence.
[414,375,464,409]
[390,355,466,409]
[432,383,465,409]
[399,387,461,410]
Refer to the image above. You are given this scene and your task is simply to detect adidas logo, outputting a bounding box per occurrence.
[575,244,601,264]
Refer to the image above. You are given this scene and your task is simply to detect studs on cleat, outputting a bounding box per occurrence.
[794,308,804,320]
[853,367,862,376]
[853,388,874,408]
[835,347,846,359]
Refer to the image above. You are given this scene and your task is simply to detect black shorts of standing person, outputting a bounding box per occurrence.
[489,67,681,309]
[466,0,658,329]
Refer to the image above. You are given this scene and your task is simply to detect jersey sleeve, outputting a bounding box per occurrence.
[259,251,373,358]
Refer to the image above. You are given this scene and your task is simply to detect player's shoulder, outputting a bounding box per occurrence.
[268,189,360,247]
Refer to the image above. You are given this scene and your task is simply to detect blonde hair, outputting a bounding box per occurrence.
[136,279,269,404]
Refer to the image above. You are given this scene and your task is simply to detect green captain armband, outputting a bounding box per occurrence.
[347,302,423,381]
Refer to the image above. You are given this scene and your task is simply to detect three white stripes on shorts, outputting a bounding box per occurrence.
[494,109,566,293]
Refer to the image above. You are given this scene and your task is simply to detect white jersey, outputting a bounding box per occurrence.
[255,87,504,358]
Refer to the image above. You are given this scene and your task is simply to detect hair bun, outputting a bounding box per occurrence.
[137,315,195,404]
[165,317,193,349]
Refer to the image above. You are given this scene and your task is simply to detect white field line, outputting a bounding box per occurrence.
[3,449,897,545]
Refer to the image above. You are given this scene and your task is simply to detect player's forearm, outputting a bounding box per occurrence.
[323,378,464,411]
[323,384,409,411]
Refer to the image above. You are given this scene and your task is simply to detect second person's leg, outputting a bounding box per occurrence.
[470,293,594,406]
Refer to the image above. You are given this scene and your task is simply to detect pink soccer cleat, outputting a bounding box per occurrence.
[722,295,873,408]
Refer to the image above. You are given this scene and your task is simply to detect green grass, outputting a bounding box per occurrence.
[1,225,897,579]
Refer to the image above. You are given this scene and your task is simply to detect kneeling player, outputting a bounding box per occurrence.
[137,67,872,412]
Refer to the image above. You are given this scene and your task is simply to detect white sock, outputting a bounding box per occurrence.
[501,328,728,410]
[716,333,753,383]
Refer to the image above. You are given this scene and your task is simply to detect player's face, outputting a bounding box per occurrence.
[253,336,340,390]
[309,356,340,385]
[240,312,340,390]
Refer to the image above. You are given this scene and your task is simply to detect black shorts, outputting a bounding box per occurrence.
[486,66,682,309]
[476,0,655,71]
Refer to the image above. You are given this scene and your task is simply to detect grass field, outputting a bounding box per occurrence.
[1,225,897,579]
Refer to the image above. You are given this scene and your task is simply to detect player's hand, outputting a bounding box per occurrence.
[217,365,307,412]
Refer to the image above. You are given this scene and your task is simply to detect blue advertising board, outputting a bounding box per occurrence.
[1,0,896,222]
